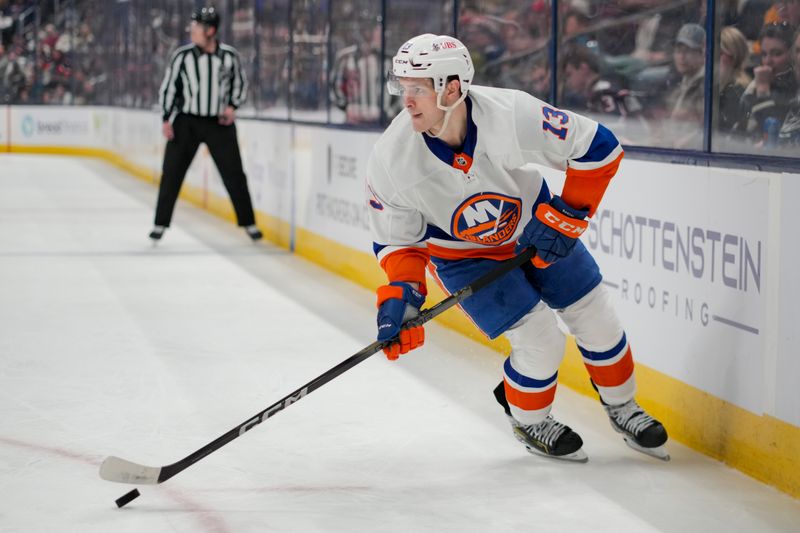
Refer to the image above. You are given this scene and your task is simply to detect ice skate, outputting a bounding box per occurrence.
[245,224,263,241]
[494,382,588,463]
[604,398,670,461]
[149,225,165,242]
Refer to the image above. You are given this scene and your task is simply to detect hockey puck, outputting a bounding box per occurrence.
[115,488,140,508]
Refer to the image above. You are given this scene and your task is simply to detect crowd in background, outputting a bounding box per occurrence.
[1,0,798,157]
[457,0,800,154]
[0,0,189,107]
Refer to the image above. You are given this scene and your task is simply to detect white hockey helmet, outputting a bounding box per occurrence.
[388,34,474,96]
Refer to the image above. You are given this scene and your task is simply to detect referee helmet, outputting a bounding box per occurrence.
[191,6,220,29]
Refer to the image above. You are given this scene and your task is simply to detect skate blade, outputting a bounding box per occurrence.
[623,437,670,461]
[517,438,588,463]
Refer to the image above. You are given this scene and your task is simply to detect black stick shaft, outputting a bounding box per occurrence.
[157,247,537,483]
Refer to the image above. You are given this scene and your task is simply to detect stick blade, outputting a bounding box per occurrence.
[100,456,161,485]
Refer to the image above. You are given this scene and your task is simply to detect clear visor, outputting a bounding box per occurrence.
[386,72,437,97]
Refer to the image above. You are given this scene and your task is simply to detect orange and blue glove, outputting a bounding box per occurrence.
[376,281,426,360]
[516,195,589,267]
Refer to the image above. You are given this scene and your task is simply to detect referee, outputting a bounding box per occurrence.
[149,5,262,242]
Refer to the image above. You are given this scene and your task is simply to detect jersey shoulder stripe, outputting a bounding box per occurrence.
[569,124,622,171]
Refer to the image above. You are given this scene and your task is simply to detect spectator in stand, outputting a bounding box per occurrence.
[520,0,551,50]
[666,23,706,148]
[75,22,94,54]
[459,15,506,72]
[1,1,37,47]
[50,48,70,84]
[746,2,800,56]
[498,9,540,55]
[0,41,8,100]
[330,24,383,124]
[717,26,752,133]
[1,45,25,102]
[42,80,70,105]
[562,5,592,48]
[777,28,800,145]
[717,0,747,29]
[732,0,774,41]
[528,58,551,100]
[0,11,11,47]
[737,21,797,138]
[790,0,800,26]
[40,22,58,50]
[563,46,643,117]
[595,0,698,58]
[54,21,94,56]
[763,0,800,28]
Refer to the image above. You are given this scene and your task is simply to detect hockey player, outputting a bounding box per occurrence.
[367,34,669,462]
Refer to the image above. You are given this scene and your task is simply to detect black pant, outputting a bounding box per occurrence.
[154,114,256,227]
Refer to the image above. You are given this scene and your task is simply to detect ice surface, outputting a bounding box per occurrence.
[0,154,798,532]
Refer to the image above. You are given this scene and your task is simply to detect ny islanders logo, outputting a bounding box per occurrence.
[451,193,522,245]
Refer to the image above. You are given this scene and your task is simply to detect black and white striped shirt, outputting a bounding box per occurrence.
[159,43,247,121]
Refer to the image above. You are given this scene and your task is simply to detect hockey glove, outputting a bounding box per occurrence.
[376,281,426,360]
[516,196,589,267]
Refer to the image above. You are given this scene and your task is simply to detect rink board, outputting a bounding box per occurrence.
[2,105,797,498]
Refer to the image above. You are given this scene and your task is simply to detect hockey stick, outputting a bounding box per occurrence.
[99,246,537,486]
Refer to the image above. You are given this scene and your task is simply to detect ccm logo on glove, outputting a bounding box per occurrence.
[539,206,587,236]
[516,196,589,267]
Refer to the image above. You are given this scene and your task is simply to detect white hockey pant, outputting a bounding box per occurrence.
[503,285,636,426]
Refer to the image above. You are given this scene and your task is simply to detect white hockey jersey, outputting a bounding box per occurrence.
[366,85,623,282]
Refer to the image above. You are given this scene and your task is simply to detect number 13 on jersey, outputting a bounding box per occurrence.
[542,106,569,140]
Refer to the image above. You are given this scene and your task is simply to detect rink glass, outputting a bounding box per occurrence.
[1,0,796,160]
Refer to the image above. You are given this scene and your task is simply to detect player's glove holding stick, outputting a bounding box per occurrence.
[376,281,426,360]
[516,195,589,268]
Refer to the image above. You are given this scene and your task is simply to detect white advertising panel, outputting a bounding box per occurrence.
[578,160,769,414]
[238,121,292,223]
[88,107,113,149]
[11,106,96,146]
[110,109,162,173]
[776,175,800,426]
[294,126,377,254]
[0,106,7,147]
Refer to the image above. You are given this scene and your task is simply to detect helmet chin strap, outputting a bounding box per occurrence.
[426,89,467,139]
